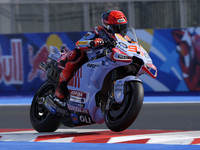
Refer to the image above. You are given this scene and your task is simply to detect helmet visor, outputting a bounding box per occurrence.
[112,23,128,36]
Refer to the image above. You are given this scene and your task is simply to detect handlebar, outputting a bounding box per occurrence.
[103,39,117,48]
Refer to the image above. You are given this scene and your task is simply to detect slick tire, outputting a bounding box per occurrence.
[30,81,62,132]
[104,81,144,132]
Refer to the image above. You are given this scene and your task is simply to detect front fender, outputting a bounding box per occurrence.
[114,75,142,104]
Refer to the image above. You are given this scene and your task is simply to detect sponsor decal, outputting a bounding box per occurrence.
[67,104,89,114]
[117,18,125,23]
[68,101,85,108]
[69,90,86,103]
[71,113,79,123]
[79,115,92,124]
[76,41,89,45]
[116,45,127,52]
[70,90,86,98]
[117,54,129,59]
[119,42,128,49]
[87,63,99,68]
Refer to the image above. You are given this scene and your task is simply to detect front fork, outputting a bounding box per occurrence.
[105,69,120,111]
[106,73,142,111]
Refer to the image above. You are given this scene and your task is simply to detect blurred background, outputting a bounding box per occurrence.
[0,0,200,34]
[0,0,200,97]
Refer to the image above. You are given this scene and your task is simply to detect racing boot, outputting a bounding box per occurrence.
[53,81,69,109]
[53,71,70,109]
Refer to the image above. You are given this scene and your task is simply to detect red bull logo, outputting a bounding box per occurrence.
[27,33,81,88]
[28,34,70,82]
[28,44,49,82]
[0,39,23,85]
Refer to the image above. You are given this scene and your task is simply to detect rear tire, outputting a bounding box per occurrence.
[30,81,62,132]
[104,81,144,132]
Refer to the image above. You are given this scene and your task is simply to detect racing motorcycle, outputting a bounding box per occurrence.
[30,27,157,132]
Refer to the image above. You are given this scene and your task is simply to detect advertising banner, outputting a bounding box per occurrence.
[137,27,200,92]
[0,27,199,95]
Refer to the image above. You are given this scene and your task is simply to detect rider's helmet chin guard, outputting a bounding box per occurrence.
[101,10,128,36]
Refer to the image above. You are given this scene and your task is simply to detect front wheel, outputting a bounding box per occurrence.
[104,81,144,132]
[30,81,62,132]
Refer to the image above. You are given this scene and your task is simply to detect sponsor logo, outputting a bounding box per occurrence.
[117,18,125,23]
[117,54,129,59]
[79,115,92,124]
[87,63,99,68]
[69,90,86,103]
[119,42,128,49]
[71,113,79,123]
[68,101,85,108]
[28,44,49,82]
[116,45,127,52]
[77,41,88,45]
[70,96,85,103]
[67,104,89,114]
[0,39,23,85]
[70,90,86,98]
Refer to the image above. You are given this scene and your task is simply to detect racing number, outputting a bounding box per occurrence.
[128,45,144,56]
[128,45,137,52]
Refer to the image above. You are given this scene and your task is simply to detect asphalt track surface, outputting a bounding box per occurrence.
[0,103,200,130]
[1,102,200,150]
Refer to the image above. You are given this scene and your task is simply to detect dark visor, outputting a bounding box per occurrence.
[112,23,128,35]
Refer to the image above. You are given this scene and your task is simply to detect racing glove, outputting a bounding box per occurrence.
[89,38,104,48]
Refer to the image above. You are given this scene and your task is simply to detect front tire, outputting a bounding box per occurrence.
[104,81,144,132]
[30,81,62,132]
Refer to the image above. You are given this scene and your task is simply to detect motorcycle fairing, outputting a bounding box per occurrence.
[113,33,157,78]
[114,76,142,104]
[67,55,118,123]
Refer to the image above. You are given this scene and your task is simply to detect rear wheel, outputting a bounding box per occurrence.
[30,81,62,132]
[104,81,144,132]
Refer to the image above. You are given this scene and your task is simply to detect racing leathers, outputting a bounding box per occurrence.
[55,26,115,102]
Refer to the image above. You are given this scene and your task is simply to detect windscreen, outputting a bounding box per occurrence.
[125,27,138,43]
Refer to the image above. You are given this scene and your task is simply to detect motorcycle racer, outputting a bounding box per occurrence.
[51,10,128,108]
